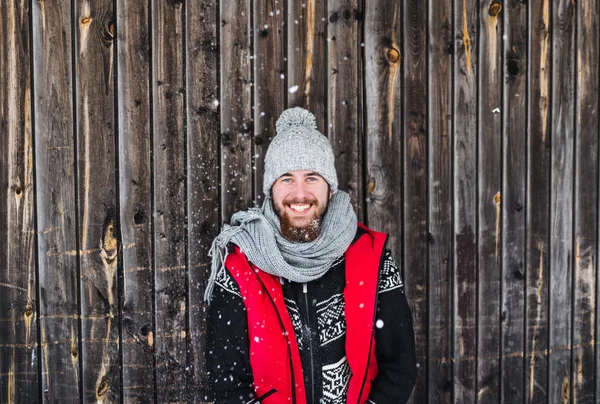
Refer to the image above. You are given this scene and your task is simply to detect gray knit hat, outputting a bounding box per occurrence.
[263,107,338,196]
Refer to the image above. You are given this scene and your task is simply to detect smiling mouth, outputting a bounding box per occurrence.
[286,203,313,215]
[288,203,312,213]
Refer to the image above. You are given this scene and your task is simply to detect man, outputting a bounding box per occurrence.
[205,108,416,403]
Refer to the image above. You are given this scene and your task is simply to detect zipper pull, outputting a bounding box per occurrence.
[302,283,307,294]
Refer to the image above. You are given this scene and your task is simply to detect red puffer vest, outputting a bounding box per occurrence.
[224,224,388,404]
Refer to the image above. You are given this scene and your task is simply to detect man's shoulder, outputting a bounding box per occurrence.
[351,223,388,245]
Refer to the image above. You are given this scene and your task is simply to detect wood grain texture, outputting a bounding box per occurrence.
[74,1,120,402]
[152,0,188,400]
[364,1,402,256]
[501,0,527,402]
[572,0,598,400]
[185,0,219,398]
[476,0,502,401]
[427,0,453,402]
[116,0,156,400]
[525,1,551,402]
[453,0,481,401]
[327,0,363,218]
[453,0,478,401]
[402,0,427,401]
[220,0,253,221]
[0,2,39,402]
[253,0,285,204]
[548,0,575,402]
[31,1,81,401]
[287,0,328,130]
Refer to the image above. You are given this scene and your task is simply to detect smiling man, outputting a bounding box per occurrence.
[205,108,416,404]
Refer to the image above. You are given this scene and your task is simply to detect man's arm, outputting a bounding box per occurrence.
[206,268,255,403]
[368,250,417,404]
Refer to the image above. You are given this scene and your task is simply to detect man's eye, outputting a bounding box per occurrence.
[307,177,318,182]
[281,178,292,183]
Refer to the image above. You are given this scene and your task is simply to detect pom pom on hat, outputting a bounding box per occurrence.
[275,107,317,133]
[263,108,338,196]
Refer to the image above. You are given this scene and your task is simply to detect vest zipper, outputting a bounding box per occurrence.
[303,282,315,404]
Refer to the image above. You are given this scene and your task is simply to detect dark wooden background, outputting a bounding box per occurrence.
[1,0,598,402]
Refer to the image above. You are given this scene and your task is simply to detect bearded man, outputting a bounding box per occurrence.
[205,108,416,404]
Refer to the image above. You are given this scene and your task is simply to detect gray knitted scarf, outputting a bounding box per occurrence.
[204,191,357,302]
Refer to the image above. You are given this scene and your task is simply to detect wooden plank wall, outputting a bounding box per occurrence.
[1,1,599,403]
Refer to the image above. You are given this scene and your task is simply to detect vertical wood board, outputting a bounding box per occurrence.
[572,0,599,400]
[31,1,81,401]
[363,1,403,256]
[287,0,328,130]
[253,0,285,204]
[427,0,453,401]
[327,0,364,218]
[524,0,551,402]
[452,0,478,400]
[0,2,39,402]
[220,0,253,221]
[116,0,156,400]
[152,1,188,400]
[74,0,120,401]
[402,0,428,401]
[501,0,527,402]
[548,0,575,401]
[185,0,220,398]
[476,0,502,401]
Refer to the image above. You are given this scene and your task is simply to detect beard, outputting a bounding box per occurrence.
[274,197,328,242]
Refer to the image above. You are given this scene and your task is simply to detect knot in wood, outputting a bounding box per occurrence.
[81,17,92,25]
[386,48,400,64]
[25,307,33,317]
[488,1,502,17]
[367,177,376,194]
[97,380,110,397]
[494,192,501,205]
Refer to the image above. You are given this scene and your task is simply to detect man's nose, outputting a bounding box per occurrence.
[291,182,309,199]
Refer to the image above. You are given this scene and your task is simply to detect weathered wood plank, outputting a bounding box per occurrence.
[364,0,402,257]
[152,0,188,400]
[254,0,285,204]
[501,0,527,402]
[31,1,81,401]
[0,2,39,402]
[116,0,156,400]
[572,0,598,400]
[453,0,478,401]
[525,1,551,402]
[427,0,453,402]
[287,0,328,130]
[327,0,363,218]
[402,0,427,401]
[476,0,502,401]
[185,0,219,399]
[548,0,575,401]
[74,1,120,402]
[220,0,252,221]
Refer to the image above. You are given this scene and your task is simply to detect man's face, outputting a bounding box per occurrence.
[271,170,332,242]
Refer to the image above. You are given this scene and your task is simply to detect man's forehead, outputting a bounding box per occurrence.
[279,170,322,178]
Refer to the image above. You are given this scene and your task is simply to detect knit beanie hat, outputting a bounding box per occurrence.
[263,107,338,196]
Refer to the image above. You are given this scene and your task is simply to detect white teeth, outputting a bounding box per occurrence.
[290,204,310,212]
